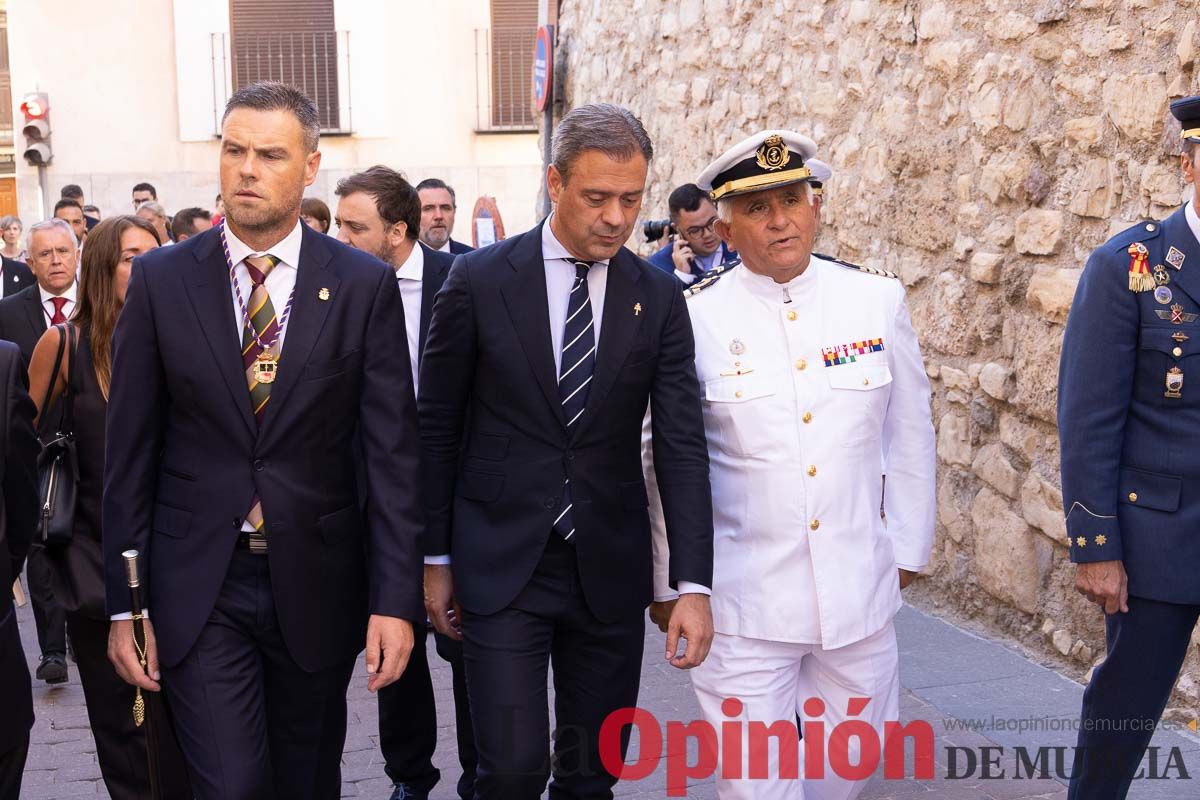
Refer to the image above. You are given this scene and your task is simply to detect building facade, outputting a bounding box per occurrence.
[8,0,542,239]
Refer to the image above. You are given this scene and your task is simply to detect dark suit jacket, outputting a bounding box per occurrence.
[1,258,32,298]
[0,284,47,365]
[418,221,714,622]
[419,243,454,360]
[0,341,39,752]
[646,240,738,278]
[103,225,425,672]
[448,239,474,256]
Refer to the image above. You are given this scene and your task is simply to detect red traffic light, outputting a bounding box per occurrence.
[20,93,48,119]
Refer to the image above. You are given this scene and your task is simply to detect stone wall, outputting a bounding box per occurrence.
[553,0,1200,708]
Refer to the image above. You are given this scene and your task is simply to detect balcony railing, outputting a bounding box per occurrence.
[210,30,352,136]
[475,28,537,132]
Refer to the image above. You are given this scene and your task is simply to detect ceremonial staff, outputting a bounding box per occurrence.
[123,549,162,799]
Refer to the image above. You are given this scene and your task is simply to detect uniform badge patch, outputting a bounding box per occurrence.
[1155,286,1174,305]
[1166,366,1184,399]
[1157,304,1199,325]
[1128,242,1154,293]
[821,338,885,367]
[1167,246,1186,270]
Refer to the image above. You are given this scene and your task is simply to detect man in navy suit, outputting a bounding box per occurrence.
[0,255,32,298]
[416,178,475,255]
[0,339,38,799]
[1059,95,1200,799]
[334,165,476,800]
[646,183,738,284]
[420,103,715,800]
[104,82,425,799]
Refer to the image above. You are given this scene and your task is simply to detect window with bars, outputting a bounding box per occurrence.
[227,0,345,132]
[476,0,538,131]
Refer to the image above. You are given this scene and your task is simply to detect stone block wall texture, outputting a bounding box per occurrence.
[554,0,1200,709]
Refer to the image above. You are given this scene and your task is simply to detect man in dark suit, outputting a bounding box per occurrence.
[0,339,40,799]
[0,255,32,298]
[0,218,78,686]
[104,82,426,799]
[420,103,715,800]
[334,165,475,800]
[416,178,475,256]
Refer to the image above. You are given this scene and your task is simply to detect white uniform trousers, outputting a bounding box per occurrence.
[690,623,900,800]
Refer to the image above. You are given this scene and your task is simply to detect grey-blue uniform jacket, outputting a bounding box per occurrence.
[1058,205,1200,604]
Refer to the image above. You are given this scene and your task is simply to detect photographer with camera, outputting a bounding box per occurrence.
[646,183,738,283]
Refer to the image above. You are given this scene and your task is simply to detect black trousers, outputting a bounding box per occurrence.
[26,544,67,658]
[162,549,357,800]
[0,735,28,800]
[378,625,478,798]
[462,535,645,800]
[1069,595,1200,799]
[65,611,191,800]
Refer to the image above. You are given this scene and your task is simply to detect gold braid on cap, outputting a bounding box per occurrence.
[1181,127,1200,139]
[709,166,813,201]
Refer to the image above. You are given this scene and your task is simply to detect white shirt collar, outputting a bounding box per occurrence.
[39,281,77,306]
[541,215,612,267]
[1186,201,1200,246]
[437,240,451,253]
[223,219,304,270]
[736,254,819,301]
[396,240,425,282]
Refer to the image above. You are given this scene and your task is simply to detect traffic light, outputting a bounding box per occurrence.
[20,92,51,166]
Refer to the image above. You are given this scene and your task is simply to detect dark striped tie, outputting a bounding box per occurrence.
[552,260,596,543]
[241,254,280,533]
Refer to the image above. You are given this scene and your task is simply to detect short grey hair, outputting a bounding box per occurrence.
[26,218,78,253]
[550,103,654,182]
[136,200,167,219]
[716,181,813,223]
[223,81,320,153]
[0,215,21,231]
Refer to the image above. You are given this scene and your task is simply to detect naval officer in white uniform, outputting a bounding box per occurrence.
[645,131,936,799]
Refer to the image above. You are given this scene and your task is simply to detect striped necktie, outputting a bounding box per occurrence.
[552,260,596,543]
[242,253,280,533]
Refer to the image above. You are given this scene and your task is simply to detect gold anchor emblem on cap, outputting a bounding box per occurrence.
[756,134,790,171]
[318,287,330,301]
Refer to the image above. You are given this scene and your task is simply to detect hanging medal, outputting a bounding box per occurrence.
[1128,242,1154,293]
[220,223,296,386]
[1166,366,1184,399]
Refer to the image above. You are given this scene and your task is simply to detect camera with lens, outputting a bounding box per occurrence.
[642,218,676,242]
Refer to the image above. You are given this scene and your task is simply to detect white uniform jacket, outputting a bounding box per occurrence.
[645,257,936,649]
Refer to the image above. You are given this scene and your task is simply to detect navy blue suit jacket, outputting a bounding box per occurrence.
[418,221,714,622]
[1059,205,1200,604]
[1,258,32,298]
[448,238,474,256]
[103,225,425,672]
[0,341,37,753]
[646,240,737,279]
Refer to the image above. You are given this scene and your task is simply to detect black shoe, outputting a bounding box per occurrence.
[36,654,68,685]
[388,785,429,800]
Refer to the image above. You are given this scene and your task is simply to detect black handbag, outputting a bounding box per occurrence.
[36,322,79,548]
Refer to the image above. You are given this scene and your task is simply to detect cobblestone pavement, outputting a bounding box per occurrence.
[14,598,1199,798]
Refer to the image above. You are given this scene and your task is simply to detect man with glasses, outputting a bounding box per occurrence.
[647,183,738,283]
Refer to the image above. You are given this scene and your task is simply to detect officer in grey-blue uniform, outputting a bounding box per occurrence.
[1058,95,1200,799]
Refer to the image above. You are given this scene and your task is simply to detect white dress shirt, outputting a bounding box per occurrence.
[224,220,303,354]
[39,282,78,324]
[542,215,608,372]
[226,220,303,534]
[1186,200,1200,244]
[394,241,424,392]
[437,240,451,254]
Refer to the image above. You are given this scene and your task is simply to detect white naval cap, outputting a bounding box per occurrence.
[806,157,832,197]
[696,129,818,202]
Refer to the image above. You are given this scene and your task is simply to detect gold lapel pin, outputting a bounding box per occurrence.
[633,302,642,316]
[318,287,330,301]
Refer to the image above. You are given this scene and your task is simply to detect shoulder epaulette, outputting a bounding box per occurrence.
[700,258,740,279]
[813,252,899,279]
[1105,220,1163,252]
[683,273,725,298]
